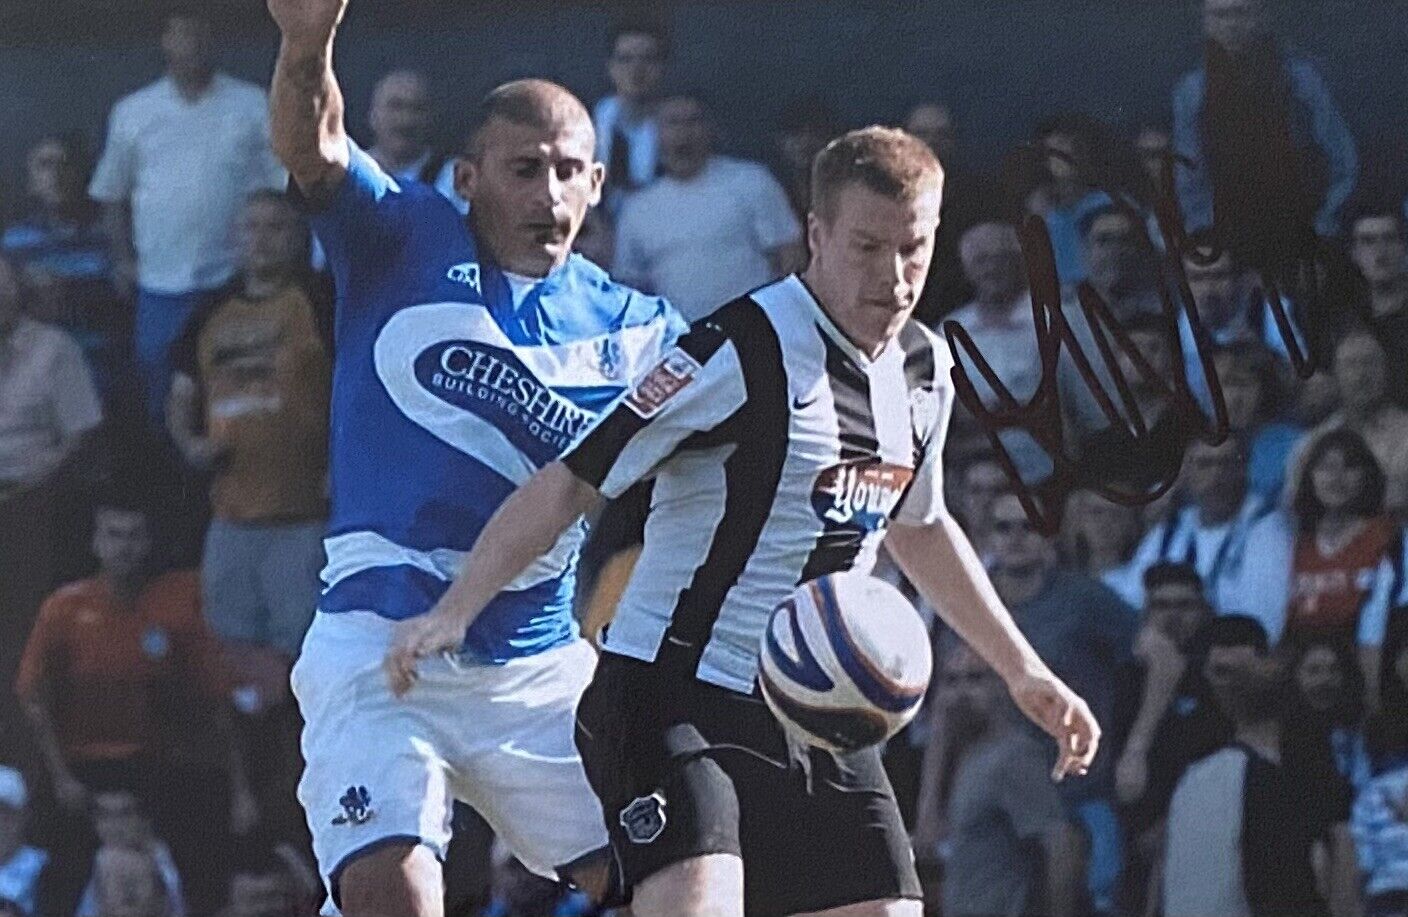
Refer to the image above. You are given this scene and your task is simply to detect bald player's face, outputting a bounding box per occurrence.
[457,117,604,276]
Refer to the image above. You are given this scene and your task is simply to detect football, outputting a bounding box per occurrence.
[758,571,933,752]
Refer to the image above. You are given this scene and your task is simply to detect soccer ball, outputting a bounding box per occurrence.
[758,572,932,752]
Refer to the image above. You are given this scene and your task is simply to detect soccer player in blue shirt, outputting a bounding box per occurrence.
[266,1,682,914]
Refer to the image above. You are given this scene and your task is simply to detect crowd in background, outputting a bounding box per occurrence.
[1,0,1407,915]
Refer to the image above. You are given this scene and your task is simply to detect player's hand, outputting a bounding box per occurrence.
[1006,666,1100,782]
[267,0,348,46]
[383,608,467,697]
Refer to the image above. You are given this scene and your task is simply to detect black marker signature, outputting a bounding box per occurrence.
[943,141,1331,536]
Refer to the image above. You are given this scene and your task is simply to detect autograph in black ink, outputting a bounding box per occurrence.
[942,141,1334,536]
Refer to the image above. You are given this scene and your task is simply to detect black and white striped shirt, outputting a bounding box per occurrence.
[563,275,955,692]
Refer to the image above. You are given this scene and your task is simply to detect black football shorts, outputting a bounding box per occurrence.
[574,650,922,917]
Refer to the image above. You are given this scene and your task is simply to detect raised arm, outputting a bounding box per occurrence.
[267,0,351,195]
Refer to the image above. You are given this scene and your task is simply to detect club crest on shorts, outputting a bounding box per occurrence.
[619,791,667,844]
[624,349,700,418]
[331,785,374,826]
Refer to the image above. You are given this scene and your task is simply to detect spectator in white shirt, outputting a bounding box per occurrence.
[88,7,284,425]
[613,91,805,320]
[593,19,668,215]
[0,253,102,494]
[944,222,1054,484]
[365,69,462,212]
[944,223,1037,405]
[1122,437,1272,610]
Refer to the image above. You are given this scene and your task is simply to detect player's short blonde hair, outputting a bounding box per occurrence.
[810,126,944,224]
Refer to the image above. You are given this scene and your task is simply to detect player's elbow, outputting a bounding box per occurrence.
[274,135,346,198]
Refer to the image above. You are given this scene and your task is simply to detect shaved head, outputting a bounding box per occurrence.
[467,79,595,160]
[453,78,605,277]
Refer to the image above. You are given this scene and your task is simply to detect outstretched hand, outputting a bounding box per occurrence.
[267,0,348,44]
[1007,667,1101,782]
[382,606,470,697]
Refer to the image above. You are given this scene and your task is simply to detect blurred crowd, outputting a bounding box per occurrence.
[1,0,1406,915]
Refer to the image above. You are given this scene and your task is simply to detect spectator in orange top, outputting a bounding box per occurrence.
[14,488,257,915]
[166,190,330,660]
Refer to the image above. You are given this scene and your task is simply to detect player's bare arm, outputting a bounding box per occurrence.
[383,461,600,695]
[884,514,1100,781]
[268,0,351,195]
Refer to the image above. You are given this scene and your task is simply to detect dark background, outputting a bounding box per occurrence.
[2,1,1405,200]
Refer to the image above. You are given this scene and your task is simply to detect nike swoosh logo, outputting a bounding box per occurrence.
[793,393,819,410]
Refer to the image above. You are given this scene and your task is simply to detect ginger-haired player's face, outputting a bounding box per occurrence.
[806,183,941,353]
[456,117,604,277]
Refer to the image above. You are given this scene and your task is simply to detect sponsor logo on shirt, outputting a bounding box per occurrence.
[446,262,482,293]
[624,348,700,419]
[417,340,595,463]
[812,461,914,532]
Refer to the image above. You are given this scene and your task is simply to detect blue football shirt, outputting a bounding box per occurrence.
[308,141,682,661]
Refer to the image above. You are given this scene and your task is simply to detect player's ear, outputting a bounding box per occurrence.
[806,210,826,264]
[587,161,606,208]
[453,156,480,203]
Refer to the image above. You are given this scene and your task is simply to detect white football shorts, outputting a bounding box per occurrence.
[291,610,607,911]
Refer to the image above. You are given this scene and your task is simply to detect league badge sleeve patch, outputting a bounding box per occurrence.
[624,348,703,419]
